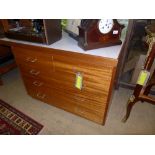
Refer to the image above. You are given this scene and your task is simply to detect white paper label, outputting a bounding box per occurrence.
[113,30,118,34]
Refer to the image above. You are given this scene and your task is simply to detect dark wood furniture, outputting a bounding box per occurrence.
[116,20,155,91]
[0,20,5,37]
[78,19,124,50]
[115,20,135,89]
[1,19,62,45]
[123,24,155,122]
[0,36,120,125]
[0,45,17,85]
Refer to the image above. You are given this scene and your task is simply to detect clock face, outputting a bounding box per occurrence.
[98,19,114,34]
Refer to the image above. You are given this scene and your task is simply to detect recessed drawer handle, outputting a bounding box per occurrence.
[26,57,37,63]
[74,96,85,102]
[33,81,43,87]
[29,69,40,75]
[36,93,46,99]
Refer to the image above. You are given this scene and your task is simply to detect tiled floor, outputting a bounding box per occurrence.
[0,68,155,134]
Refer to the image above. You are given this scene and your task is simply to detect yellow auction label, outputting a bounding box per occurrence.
[75,72,83,90]
[137,70,150,86]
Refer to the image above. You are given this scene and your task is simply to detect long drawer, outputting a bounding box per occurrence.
[53,53,113,92]
[51,89,104,124]
[19,64,53,80]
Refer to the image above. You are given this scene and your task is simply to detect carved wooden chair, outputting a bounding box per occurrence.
[123,24,155,122]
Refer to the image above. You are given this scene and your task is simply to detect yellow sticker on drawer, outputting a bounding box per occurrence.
[75,72,83,90]
[137,70,150,86]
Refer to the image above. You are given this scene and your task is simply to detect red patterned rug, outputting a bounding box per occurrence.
[0,99,43,135]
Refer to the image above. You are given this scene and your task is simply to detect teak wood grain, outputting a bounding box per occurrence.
[1,41,118,125]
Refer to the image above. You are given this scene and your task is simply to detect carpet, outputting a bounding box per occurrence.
[0,99,43,135]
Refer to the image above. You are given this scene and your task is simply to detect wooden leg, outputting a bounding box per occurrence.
[122,95,137,122]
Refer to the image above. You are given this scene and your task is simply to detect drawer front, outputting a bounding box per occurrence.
[52,87,106,113]
[51,88,104,124]
[52,54,113,103]
[23,76,53,104]
[12,46,53,70]
[27,87,52,104]
[19,64,53,81]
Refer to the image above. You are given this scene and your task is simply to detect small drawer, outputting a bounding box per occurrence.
[22,75,49,89]
[19,64,53,80]
[12,46,53,70]
[24,78,53,104]
[27,87,52,104]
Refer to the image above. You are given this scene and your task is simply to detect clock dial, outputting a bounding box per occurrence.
[98,19,114,34]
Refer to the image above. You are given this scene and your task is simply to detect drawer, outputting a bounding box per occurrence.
[53,54,113,89]
[51,80,108,104]
[22,75,48,88]
[27,87,52,104]
[52,87,106,113]
[52,68,112,95]
[19,64,53,80]
[23,77,53,104]
[12,46,53,70]
[52,54,113,103]
[51,89,104,124]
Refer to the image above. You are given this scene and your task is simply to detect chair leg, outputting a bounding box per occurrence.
[122,96,137,122]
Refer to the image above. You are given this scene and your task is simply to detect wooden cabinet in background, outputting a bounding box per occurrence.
[11,44,117,125]
[0,45,16,85]
[1,19,62,45]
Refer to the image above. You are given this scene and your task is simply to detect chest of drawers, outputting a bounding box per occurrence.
[11,44,117,124]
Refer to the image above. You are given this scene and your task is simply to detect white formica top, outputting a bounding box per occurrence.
[0,31,123,59]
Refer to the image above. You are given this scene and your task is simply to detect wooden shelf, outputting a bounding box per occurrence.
[0,19,62,45]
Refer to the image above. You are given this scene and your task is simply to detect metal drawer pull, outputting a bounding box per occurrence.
[26,57,37,63]
[29,69,40,75]
[36,93,46,99]
[33,81,43,86]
